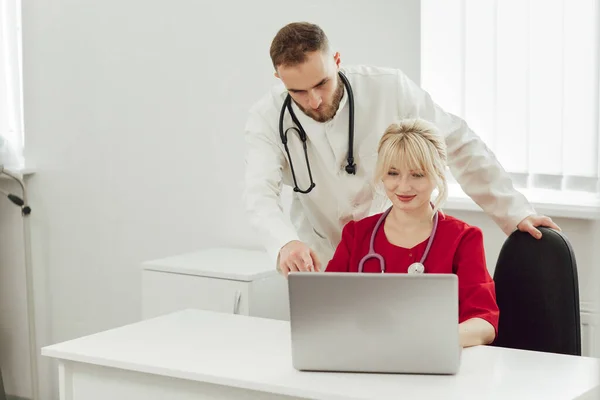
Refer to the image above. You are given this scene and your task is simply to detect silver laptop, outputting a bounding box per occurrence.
[288,272,461,374]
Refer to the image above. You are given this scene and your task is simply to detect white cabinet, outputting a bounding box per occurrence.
[581,302,599,357]
[141,248,290,321]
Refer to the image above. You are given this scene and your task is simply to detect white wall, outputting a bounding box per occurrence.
[1,1,598,399]
[0,1,421,399]
[0,177,30,398]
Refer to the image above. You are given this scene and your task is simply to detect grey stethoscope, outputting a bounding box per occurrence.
[278,71,356,194]
[358,206,439,274]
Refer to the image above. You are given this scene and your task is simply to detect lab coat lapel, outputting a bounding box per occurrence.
[325,85,351,173]
[290,102,336,170]
[281,113,319,193]
[288,84,351,175]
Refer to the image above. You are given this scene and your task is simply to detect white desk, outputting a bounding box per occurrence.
[42,309,600,400]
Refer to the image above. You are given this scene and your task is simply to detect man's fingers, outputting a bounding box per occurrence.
[310,248,322,272]
[530,226,542,239]
[299,251,314,271]
[521,221,542,239]
[289,258,303,272]
[539,216,561,231]
[314,259,322,272]
[279,263,291,278]
[285,255,308,272]
[278,242,319,275]
[517,220,540,239]
[518,214,565,239]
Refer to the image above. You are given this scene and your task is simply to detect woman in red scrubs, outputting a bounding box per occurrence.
[325,119,499,348]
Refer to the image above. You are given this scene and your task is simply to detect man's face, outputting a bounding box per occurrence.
[275,50,343,123]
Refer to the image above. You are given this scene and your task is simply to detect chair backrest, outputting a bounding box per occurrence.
[492,227,581,356]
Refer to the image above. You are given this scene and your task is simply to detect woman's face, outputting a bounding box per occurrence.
[382,164,436,212]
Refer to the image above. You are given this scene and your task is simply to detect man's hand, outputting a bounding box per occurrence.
[278,240,321,278]
[517,214,561,239]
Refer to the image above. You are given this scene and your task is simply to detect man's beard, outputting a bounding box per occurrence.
[294,77,344,123]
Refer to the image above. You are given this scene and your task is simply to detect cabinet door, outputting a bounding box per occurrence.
[142,270,249,319]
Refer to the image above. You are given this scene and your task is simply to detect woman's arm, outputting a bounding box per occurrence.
[459,317,496,348]
[453,226,500,346]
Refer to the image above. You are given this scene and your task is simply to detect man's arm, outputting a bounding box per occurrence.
[396,70,550,236]
[243,109,300,267]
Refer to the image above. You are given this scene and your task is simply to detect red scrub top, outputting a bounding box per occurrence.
[325,211,499,334]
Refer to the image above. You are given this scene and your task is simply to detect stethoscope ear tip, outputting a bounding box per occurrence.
[345,164,356,174]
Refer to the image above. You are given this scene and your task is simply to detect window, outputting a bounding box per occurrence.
[0,0,24,170]
[421,0,600,196]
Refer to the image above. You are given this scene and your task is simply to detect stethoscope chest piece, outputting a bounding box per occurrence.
[407,262,425,274]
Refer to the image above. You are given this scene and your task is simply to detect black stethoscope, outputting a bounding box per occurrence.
[278,71,356,194]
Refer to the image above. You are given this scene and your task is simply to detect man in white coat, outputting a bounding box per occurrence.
[243,22,560,276]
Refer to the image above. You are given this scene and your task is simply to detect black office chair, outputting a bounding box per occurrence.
[492,226,581,356]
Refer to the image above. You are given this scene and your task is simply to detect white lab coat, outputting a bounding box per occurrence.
[243,65,535,268]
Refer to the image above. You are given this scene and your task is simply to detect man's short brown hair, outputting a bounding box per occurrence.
[269,22,330,70]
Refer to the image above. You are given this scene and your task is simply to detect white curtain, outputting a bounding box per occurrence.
[0,0,24,169]
[421,0,600,194]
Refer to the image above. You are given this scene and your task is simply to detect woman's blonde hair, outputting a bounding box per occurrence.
[374,118,448,215]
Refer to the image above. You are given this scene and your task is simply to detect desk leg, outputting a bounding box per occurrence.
[58,361,74,400]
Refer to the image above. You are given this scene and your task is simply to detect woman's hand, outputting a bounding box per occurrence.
[459,318,496,348]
